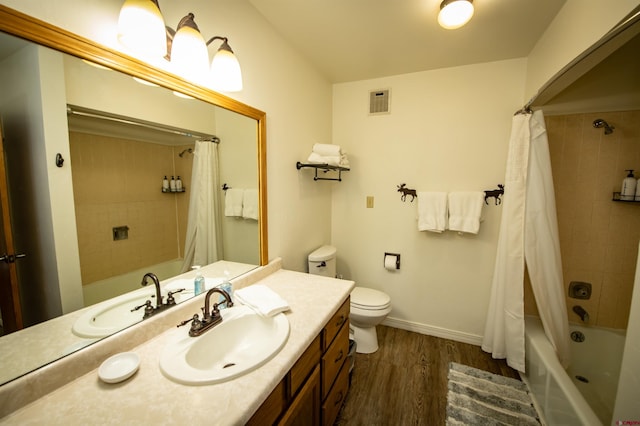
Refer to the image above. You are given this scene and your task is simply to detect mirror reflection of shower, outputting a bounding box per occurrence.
[593,118,615,135]
[179,148,193,157]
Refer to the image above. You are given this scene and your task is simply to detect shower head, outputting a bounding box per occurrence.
[178,148,193,157]
[593,119,615,135]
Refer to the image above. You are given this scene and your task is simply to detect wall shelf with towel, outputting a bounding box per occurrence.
[296,162,350,181]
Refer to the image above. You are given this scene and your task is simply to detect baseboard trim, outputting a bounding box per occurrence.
[381,317,483,346]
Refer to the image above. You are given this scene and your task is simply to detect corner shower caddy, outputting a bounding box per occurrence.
[612,192,640,203]
[296,162,350,181]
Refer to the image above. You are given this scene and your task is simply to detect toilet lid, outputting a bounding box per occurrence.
[350,287,391,309]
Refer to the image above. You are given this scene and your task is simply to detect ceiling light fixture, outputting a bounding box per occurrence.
[438,0,474,30]
[117,0,243,92]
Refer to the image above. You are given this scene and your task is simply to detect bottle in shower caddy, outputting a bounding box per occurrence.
[162,176,169,192]
[192,266,205,296]
[621,169,636,200]
[176,176,183,192]
[170,176,177,192]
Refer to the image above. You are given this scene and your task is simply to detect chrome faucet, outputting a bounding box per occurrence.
[179,287,234,337]
[572,305,589,323]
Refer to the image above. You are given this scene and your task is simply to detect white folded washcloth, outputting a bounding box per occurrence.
[224,188,244,217]
[242,189,259,220]
[448,192,484,234]
[417,192,448,233]
[312,143,342,157]
[234,284,290,317]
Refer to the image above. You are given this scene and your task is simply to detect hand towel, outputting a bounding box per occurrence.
[417,192,448,232]
[312,143,342,157]
[307,152,341,166]
[234,284,290,317]
[448,192,484,234]
[224,188,244,217]
[242,189,259,220]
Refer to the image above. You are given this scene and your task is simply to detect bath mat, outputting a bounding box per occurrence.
[446,362,540,426]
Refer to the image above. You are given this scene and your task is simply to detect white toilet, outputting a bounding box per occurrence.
[308,245,392,354]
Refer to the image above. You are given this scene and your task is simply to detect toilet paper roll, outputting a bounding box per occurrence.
[384,254,397,270]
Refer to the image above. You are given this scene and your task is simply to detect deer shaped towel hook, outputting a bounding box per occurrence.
[484,184,504,205]
[397,183,417,202]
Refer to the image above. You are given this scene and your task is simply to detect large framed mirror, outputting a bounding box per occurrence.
[0,5,267,385]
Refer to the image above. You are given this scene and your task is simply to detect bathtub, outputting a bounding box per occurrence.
[521,316,625,425]
[82,259,184,306]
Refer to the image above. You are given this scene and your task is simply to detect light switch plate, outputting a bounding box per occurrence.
[366,196,374,208]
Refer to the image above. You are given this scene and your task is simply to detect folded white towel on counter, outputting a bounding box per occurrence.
[312,143,342,157]
[242,189,259,220]
[417,192,448,233]
[234,284,290,317]
[448,192,484,234]
[224,188,244,217]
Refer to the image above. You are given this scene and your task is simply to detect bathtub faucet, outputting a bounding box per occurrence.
[572,305,589,323]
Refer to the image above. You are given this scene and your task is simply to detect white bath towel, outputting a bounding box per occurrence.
[312,143,342,157]
[417,192,448,232]
[242,189,259,220]
[448,192,484,234]
[234,284,290,317]
[224,188,244,217]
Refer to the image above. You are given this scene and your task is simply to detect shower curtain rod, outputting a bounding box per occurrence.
[66,105,219,142]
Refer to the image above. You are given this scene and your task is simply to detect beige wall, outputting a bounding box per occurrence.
[70,131,190,284]
[525,0,639,101]
[331,59,527,341]
[525,110,640,329]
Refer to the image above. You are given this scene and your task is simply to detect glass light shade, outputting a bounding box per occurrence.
[117,0,167,58]
[438,0,474,30]
[210,48,243,92]
[170,25,210,84]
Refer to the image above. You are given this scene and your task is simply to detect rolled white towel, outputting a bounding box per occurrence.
[234,284,290,317]
[312,143,342,157]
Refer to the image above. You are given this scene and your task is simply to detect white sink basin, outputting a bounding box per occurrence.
[72,289,191,338]
[159,305,290,385]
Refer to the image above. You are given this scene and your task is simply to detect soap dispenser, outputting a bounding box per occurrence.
[192,266,204,295]
[162,176,169,192]
[176,176,183,192]
[170,176,176,192]
[621,170,637,200]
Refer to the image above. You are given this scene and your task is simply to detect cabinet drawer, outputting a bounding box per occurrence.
[321,321,349,399]
[322,297,349,351]
[290,334,321,399]
[322,362,350,426]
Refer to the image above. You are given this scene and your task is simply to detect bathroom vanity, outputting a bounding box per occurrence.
[0,259,354,425]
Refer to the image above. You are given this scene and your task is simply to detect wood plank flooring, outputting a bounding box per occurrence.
[335,325,520,426]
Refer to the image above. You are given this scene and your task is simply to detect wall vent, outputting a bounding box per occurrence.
[369,89,390,115]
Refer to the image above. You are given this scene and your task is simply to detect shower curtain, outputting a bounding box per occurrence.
[181,140,223,272]
[482,110,570,372]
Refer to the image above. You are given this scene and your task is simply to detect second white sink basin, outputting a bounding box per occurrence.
[159,305,290,385]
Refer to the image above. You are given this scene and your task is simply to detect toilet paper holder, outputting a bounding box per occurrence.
[384,252,400,270]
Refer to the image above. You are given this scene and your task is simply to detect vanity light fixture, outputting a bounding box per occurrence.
[438,0,474,30]
[117,0,243,92]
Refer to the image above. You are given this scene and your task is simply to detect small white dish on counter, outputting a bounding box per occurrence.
[98,352,140,384]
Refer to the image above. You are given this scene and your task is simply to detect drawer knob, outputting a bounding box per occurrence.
[334,350,344,363]
[335,315,345,327]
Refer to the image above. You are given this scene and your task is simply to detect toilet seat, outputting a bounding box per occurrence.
[350,287,391,311]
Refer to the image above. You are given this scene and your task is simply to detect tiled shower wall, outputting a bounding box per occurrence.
[69,131,193,285]
[525,110,640,329]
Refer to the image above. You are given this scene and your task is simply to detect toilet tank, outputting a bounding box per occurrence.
[308,245,336,278]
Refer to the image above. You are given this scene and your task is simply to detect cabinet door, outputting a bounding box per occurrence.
[279,365,320,426]
[322,362,349,426]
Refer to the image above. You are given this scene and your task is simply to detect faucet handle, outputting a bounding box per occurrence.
[166,288,185,306]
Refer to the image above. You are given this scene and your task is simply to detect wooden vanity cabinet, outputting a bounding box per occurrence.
[248,298,350,426]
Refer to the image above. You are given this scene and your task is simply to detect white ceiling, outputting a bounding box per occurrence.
[248,0,567,83]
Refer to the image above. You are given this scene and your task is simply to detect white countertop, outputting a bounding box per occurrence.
[0,268,354,425]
